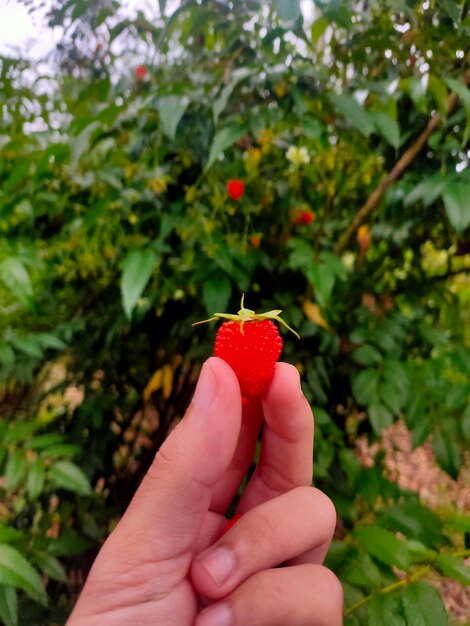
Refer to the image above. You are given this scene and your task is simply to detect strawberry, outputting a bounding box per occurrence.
[227,179,245,201]
[193,295,299,399]
[135,65,147,79]
[292,209,315,225]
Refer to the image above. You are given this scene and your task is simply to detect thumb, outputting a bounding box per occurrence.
[110,357,242,560]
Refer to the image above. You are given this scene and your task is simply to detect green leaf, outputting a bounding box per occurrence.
[202,274,231,316]
[0,258,32,299]
[383,359,410,398]
[402,582,447,626]
[462,403,470,440]
[39,444,81,458]
[0,528,25,544]
[0,545,47,605]
[0,585,18,626]
[445,512,470,533]
[5,450,26,491]
[157,95,190,140]
[299,116,323,139]
[435,554,470,586]
[46,530,92,557]
[49,461,92,496]
[311,15,329,45]
[0,344,15,368]
[10,335,43,359]
[368,403,394,434]
[4,423,38,444]
[442,181,470,233]
[441,0,461,22]
[428,75,448,117]
[379,502,444,547]
[34,553,67,583]
[433,428,461,478]
[72,121,101,163]
[329,94,375,136]
[368,593,405,626]
[445,78,470,109]
[306,262,335,308]
[354,526,411,569]
[352,345,382,366]
[275,0,301,23]
[379,380,405,416]
[372,112,400,149]
[287,238,313,270]
[316,0,353,28]
[213,68,253,123]
[40,443,81,459]
[400,77,428,113]
[405,175,446,207]
[28,434,64,450]
[344,549,383,589]
[352,368,379,406]
[27,458,45,500]
[206,124,247,171]
[120,249,157,319]
[36,333,67,351]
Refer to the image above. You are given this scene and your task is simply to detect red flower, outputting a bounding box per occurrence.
[250,234,261,248]
[292,210,315,225]
[227,179,245,201]
[135,65,147,79]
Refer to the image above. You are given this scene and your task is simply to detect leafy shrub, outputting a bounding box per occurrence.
[1,0,469,623]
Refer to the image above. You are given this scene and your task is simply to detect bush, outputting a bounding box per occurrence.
[1,0,469,623]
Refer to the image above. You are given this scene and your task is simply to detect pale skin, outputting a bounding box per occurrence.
[67,357,343,626]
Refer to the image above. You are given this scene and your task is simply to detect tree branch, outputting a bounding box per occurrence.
[333,70,470,256]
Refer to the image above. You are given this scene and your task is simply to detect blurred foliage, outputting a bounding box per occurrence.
[1,0,470,623]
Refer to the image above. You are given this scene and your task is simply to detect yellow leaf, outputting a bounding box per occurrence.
[303,301,330,329]
[162,365,173,400]
[143,369,163,403]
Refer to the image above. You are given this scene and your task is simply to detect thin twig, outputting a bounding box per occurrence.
[344,566,431,616]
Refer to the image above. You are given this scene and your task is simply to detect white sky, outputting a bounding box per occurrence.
[0,0,173,59]
[0,0,315,59]
[0,0,58,58]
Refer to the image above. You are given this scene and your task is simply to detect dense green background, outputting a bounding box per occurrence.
[1,0,470,624]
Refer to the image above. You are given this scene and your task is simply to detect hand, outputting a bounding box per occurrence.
[67,357,342,626]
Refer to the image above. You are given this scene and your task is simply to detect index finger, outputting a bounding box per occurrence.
[237,362,314,512]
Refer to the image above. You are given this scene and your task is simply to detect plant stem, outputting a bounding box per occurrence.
[344,547,470,617]
[344,566,431,616]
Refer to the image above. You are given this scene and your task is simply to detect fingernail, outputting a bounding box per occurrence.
[198,602,233,626]
[192,361,217,409]
[199,546,236,586]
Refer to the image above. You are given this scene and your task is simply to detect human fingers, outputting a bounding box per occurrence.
[103,357,242,562]
[209,397,263,514]
[195,564,343,626]
[238,363,313,512]
[191,486,336,601]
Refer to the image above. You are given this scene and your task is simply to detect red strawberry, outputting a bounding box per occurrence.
[215,319,283,397]
[292,209,315,225]
[135,65,147,79]
[227,179,245,201]
[193,295,299,399]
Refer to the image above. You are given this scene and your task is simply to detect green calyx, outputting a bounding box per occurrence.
[193,293,300,339]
